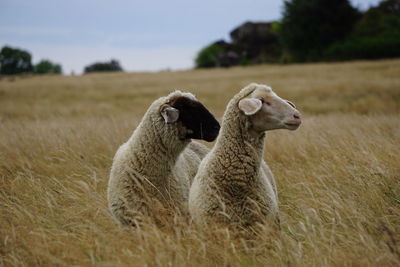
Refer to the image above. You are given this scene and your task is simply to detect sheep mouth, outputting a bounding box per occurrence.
[284,122,301,129]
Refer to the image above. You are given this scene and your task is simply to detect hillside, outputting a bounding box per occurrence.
[1,59,399,266]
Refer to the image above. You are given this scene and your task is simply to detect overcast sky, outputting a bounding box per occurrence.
[0,0,382,74]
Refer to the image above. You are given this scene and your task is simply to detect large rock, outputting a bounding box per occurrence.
[197,21,282,68]
[230,21,277,46]
[212,40,241,67]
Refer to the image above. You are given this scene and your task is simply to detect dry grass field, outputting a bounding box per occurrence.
[0,59,399,266]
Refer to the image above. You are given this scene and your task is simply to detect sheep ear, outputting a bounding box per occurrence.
[238,98,262,115]
[161,106,179,123]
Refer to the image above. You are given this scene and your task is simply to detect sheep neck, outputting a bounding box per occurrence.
[127,113,188,179]
[215,108,265,179]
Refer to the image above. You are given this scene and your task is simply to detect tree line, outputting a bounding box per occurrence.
[0,46,123,75]
[196,0,400,68]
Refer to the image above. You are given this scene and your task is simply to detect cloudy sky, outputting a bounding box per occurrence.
[0,0,382,74]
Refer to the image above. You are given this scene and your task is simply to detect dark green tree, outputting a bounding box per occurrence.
[34,59,62,74]
[280,0,361,62]
[195,43,226,68]
[354,0,400,37]
[84,59,123,73]
[0,46,33,75]
[325,0,400,60]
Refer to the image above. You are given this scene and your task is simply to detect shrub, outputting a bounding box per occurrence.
[325,33,400,60]
[195,43,225,68]
[34,60,62,74]
[84,59,123,73]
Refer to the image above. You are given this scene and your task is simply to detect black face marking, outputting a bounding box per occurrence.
[170,96,220,142]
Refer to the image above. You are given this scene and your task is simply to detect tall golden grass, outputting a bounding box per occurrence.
[1,59,399,266]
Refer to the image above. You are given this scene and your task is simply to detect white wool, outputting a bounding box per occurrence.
[189,83,281,228]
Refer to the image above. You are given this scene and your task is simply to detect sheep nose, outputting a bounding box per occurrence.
[293,112,301,120]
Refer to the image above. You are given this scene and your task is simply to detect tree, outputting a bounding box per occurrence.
[195,42,226,68]
[34,59,62,74]
[280,0,361,62]
[354,0,400,37]
[325,0,400,60]
[84,59,123,73]
[0,46,33,75]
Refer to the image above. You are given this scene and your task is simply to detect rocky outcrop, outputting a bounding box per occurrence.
[202,21,282,68]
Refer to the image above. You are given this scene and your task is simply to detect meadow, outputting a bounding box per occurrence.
[0,59,399,266]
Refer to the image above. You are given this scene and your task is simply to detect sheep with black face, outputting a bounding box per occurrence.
[189,83,301,229]
[107,91,220,227]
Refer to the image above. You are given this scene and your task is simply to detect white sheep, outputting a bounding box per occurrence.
[108,91,220,227]
[189,83,301,228]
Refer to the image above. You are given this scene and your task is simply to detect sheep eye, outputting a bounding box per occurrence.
[286,101,296,108]
[259,98,271,106]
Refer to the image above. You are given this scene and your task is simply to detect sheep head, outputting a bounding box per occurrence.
[160,94,220,142]
[238,84,301,132]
